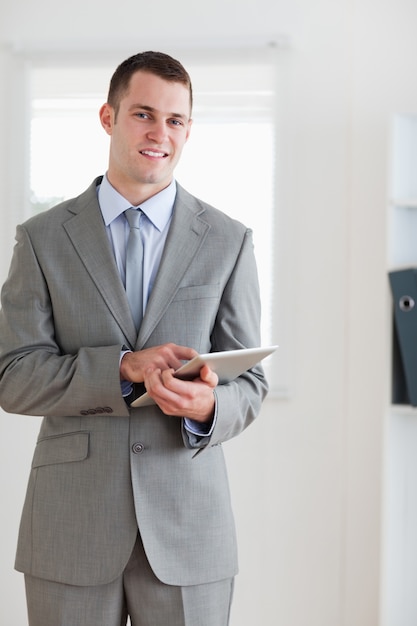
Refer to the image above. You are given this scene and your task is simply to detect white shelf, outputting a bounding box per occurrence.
[391,115,417,201]
[390,404,417,415]
[389,115,417,268]
[386,112,417,626]
[391,198,417,209]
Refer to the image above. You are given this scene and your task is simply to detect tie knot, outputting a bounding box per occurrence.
[125,207,141,229]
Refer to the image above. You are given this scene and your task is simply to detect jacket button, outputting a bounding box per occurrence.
[132,442,145,454]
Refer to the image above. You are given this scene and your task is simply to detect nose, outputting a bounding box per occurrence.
[146,120,168,143]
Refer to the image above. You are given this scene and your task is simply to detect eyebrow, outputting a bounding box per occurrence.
[128,103,189,122]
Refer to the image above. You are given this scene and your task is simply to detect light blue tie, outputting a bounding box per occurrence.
[124,208,144,331]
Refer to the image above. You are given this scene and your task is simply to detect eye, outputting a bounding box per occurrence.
[169,119,184,127]
[135,112,149,119]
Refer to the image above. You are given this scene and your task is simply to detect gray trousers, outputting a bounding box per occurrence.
[24,534,234,626]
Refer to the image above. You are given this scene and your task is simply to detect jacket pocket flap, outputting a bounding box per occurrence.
[32,432,89,468]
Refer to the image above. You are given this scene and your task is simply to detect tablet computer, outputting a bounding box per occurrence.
[131,345,278,408]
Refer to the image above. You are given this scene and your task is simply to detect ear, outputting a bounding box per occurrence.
[185,118,193,142]
[99,103,114,136]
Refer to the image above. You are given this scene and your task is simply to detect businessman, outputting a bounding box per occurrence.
[0,51,268,626]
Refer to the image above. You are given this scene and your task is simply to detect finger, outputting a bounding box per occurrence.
[143,367,162,393]
[153,344,197,373]
[199,364,218,388]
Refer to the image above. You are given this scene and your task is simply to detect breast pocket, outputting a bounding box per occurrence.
[157,284,221,350]
[171,284,220,302]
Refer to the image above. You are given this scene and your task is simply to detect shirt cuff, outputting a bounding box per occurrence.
[183,398,217,437]
[120,350,133,398]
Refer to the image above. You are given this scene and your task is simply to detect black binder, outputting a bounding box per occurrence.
[389,268,417,405]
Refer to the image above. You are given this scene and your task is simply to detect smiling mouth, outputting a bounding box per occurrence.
[140,150,168,158]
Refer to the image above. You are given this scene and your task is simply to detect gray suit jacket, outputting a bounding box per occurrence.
[0,177,268,587]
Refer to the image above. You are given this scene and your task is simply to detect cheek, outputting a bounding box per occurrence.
[172,139,188,160]
[113,134,135,159]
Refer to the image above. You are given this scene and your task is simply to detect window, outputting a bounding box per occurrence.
[29,53,278,368]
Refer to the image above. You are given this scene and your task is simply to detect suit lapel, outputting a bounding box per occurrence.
[61,180,211,350]
[137,186,210,347]
[63,180,138,347]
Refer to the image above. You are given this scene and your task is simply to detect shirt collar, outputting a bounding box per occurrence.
[98,174,176,232]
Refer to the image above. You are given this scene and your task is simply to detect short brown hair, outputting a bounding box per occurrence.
[107,51,193,117]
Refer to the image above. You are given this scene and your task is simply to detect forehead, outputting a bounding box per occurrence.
[122,70,191,116]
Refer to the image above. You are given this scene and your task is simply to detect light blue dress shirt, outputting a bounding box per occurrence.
[98,173,175,311]
[98,174,214,437]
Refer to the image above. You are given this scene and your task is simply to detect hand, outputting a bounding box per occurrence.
[120,343,198,384]
[144,363,218,422]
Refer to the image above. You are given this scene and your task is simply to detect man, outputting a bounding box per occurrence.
[0,51,268,626]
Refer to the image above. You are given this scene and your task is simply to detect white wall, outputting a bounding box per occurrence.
[1,0,417,624]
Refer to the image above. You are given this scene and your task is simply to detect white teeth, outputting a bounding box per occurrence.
[141,150,165,157]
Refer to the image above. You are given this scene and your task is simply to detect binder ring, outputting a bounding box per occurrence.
[399,295,415,312]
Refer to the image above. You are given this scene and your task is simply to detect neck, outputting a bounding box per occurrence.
[106,172,173,206]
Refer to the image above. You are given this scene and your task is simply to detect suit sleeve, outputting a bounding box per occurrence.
[182,228,269,450]
[0,225,130,417]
